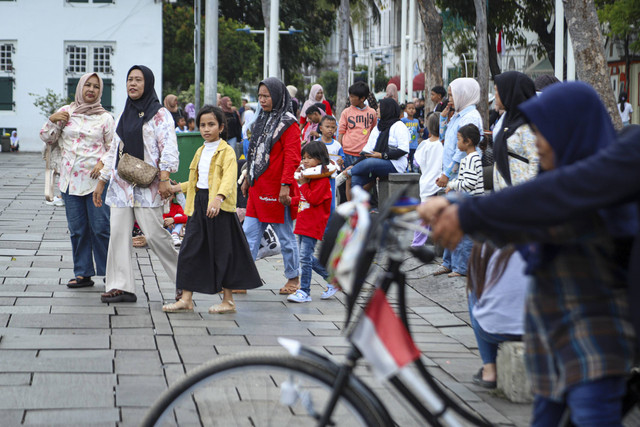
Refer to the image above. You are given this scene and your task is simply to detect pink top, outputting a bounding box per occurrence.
[338,105,377,156]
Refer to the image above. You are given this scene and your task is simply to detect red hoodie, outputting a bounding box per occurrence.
[294,177,332,240]
[163,202,187,224]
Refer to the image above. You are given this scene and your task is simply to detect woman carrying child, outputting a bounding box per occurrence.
[163,105,262,314]
[287,141,334,303]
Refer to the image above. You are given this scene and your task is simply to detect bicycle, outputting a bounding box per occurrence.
[141,186,495,427]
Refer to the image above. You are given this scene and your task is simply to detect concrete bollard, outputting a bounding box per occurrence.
[497,341,533,403]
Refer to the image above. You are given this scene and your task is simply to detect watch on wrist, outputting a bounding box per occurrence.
[382,153,389,160]
[281,183,289,186]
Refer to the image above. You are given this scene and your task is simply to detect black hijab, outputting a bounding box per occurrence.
[116,65,163,161]
[492,71,536,185]
[247,77,297,185]
[373,98,401,154]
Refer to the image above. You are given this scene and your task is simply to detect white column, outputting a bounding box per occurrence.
[554,0,564,81]
[400,0,408,104]
[204,0,218,105]
[268,0,279,78]
[566,33,575,81]
[407,0,416,100]
[263,29,269,80]
[194,0,202,111]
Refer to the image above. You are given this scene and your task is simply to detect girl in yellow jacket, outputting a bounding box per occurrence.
[162,105,262,314]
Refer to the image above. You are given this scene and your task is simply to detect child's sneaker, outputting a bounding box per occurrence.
[172,233,181,246]
[287,289,312,303]
[321,284,338,300]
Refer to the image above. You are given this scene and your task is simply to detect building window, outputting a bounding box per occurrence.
[65,42,115,111]
[0,43,14,72]
[0,42,15,111]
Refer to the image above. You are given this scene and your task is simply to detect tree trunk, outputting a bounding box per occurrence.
[487,32,501,77]
[349,23,357,71]
[417,0,443,109]
[530,13,556,69]
[563,0,623,128]
[336,0,350,118]
[624,35,631,95]
[473,0,489,130]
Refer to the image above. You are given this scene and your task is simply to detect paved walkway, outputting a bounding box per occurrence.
[0,152,532,426]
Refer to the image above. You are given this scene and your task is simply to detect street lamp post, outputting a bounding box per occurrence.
[236,26,303,80]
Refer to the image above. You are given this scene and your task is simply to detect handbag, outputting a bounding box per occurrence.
[44,145,55,202]
[117,143,158,187]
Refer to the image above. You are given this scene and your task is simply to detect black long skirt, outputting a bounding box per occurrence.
[176,189,262,294]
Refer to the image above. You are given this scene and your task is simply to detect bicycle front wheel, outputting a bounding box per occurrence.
[142,351,389,427]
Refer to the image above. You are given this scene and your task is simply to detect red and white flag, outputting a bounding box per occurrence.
[350,289,421,380]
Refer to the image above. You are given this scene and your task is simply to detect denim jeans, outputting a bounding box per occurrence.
[298,235,328,295]
[442,234,473,275]
[532,376,626,427]
[61,186,111,277]
[348,158,397,188]
[243,208,300,279]
[342,153,360,168]
[467,293,521,364]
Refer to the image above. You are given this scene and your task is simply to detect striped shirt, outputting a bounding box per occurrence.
[447,151,484,196]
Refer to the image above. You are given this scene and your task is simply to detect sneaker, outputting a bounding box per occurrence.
[45,196,64,206]
[172,233,181,246]
[335,171,349,187]
[321,284,338,300]
[287,289,312,303]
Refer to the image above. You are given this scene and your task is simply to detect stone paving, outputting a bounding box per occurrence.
[0,152,532,426]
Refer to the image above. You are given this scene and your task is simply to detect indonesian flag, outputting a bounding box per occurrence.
[350,289,421,380]
[497,30,503,55]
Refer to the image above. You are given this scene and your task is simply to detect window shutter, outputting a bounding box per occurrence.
[67,78,80,102]
[102,78,113,111]
[0,77,14,111]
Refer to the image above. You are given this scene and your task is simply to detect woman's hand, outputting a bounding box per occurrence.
[279,185,291,206]
[90,161,104,180]
[440,105,450,118]
[49,111,70,124]
[206,197,223,218]
[159,180,173,199]
[417,196,450,225]
[241,178,249,198]
[163,217,175,227]
[93,180,106,208]
[369,152,382,159]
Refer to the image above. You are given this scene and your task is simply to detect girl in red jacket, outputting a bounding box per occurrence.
[163,196,187,246]
[287,141,334,303]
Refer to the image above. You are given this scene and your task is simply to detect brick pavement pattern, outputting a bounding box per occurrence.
[0,153,531,426]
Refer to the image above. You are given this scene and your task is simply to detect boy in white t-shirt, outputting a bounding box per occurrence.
[412,112,443,246]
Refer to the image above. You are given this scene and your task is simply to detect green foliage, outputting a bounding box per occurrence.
[597,0,640,52]
[177,82,243,108]
[163,0,338,94]
[317,70,338,102]
[29,89,70,118]
[374,64,389,93]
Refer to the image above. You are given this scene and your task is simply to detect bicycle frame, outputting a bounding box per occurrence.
[281,194,492,427]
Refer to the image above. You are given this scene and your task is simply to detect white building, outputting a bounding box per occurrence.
[0,0,163,152]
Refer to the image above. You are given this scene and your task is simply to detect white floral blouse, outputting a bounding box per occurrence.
[493,123,539,191]
[40,105,114,196]
[100,108,179,208]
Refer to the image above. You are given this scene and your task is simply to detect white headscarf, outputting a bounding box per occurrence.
[449,78,480,112]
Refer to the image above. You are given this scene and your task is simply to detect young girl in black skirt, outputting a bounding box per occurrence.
[162,105,262,314]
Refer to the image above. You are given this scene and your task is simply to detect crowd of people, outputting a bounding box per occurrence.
[38,63,639,424]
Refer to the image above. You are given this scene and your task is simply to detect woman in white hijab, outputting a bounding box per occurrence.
[432,77,484,278]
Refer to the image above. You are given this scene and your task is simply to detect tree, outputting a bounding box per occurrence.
[597,0,640,94]
[29,89,70,118]
[337,0,350,117]
[317,70,339,101]
[473,0,489,129]
[564,0,623,128]
[217,17,261,87]
[417,0,443,109]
